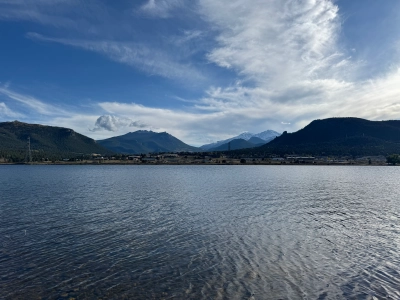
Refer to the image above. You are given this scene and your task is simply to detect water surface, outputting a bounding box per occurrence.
[1,165,400,299]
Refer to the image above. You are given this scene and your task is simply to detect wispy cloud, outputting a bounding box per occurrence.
[0,102,24,118]
[201,0,347,85]
[138,0,184,18]
[27,32,205,82]
[0,86,66,116]
[0,0,89,29]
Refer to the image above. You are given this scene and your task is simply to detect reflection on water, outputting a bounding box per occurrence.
[1,165,400,299]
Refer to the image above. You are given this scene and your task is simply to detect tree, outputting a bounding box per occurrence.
[240,158,246,164]
[387,154,400,165]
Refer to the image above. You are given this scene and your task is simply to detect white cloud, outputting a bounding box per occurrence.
[27,32,205,82]
[91,115,148,132]
[200,0,347,85]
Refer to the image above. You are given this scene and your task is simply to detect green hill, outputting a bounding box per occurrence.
[97,130,199,154]
[258,117,400,156]
[0,121,111,162]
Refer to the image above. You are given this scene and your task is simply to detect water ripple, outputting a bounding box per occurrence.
[1,165,400,299]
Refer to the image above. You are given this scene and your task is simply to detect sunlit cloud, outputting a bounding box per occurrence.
[91,115,148,132]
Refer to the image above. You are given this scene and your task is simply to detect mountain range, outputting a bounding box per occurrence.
[97,130,281,153]
[97,130,198,154]
[2,118,400,160]
[200,130,281,151]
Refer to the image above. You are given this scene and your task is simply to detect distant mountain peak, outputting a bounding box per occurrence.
[200,130,281,150]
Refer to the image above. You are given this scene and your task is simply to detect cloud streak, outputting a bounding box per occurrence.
[0,0,97,30]
[27,32,205,82]
[0,102,24,118]
[138,0,184,18]
[0,86,67,116]
[201,0,348,87]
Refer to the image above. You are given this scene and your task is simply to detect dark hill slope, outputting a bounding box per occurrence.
[0,121,110,161]
[209,138,258,151]
[97,130,199,154]
[259,118,400,156]
[248,136,266,146]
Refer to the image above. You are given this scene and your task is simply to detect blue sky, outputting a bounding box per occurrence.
[1,0,400,146]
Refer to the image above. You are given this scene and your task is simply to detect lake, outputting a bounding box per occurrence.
[1,165,400,299]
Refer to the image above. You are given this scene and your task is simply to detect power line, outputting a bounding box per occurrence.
[25,137,32,163]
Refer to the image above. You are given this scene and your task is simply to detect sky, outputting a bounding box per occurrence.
[0,0,400,146]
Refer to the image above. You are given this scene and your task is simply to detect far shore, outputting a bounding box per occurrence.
[0,161,393,166]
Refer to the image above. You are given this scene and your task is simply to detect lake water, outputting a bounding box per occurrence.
[1,165,400,299]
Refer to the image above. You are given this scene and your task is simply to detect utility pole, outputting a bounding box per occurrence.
[25,137,32,163]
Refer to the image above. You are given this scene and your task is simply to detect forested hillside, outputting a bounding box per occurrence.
[0,121,110,162]
[257,118,400,156]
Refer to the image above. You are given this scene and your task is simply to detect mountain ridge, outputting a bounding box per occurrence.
[2,118,400,159]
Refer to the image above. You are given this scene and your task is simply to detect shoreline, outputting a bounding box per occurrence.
[0,161,393,166]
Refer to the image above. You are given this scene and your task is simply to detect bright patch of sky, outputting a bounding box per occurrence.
[0,0,400,146]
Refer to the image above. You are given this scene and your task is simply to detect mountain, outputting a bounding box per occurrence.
[0,121,110,161]
[201,130,281,150]
[97,130,199,154]
[258,117,400,156]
